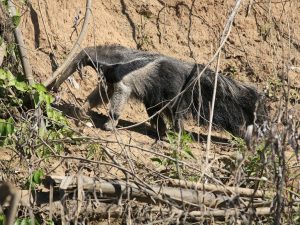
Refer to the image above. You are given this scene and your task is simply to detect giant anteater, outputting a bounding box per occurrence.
[49,45,266,138]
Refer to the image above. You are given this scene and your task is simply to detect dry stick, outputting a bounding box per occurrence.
[206,0,242,160]
[42,200,275,219]
[0,42,6,66]
[46,135,234,192]
[41,134,283,201]
[39,136,157,196]
[146,207,272,221]
[168,179,272,198]
[7,0,34,85]
[189,207,271,218]
[37,0,57,66]
[16,191,274,219]
[75,174,83,225]
[49,180,54,222]
[7,186,294,220]
[16,195,131,221]
[43,0,92,88]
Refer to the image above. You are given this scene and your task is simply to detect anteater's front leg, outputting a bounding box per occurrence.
[103,81,132,131]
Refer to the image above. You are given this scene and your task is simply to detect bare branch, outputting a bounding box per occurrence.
[43,0,92,88]
[8,0,34,84]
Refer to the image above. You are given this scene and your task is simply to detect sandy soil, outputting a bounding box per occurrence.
[14,0,300,173]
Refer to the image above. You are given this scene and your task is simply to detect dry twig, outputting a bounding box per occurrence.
[43,0,92,88]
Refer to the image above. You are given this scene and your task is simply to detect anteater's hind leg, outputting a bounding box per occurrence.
[146,105,185,139]
[146,106,167,139]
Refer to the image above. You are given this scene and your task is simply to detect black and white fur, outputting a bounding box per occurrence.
[50,45,266,138]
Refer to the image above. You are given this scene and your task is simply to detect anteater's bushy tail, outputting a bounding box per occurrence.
[181,64,266,137]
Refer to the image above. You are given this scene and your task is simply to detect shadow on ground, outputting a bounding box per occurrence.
[54,102,230,144]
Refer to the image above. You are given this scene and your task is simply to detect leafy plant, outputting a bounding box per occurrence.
[167,131,194,159]
[13,217,40,225]
[224,64,238,78]
[46,220,55,225]
[292,204,300,224]
[86,143,104,160]
[12,14,21,28]
[0,214,5,225]
[0,68,72,157]
[230,136,247,152]
[264,78,283,100]
[0,69,67,124]
[25,169,44,189]
[0,117,14,140]
[151,131,194,178]
[230,135,271,186]
[259,22,272,41]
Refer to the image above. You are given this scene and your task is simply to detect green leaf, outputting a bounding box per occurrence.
[33,92,40,107]
[20,0,28,4]
[21,218,31,225]
[10,96,23,106]
[32,83,47,93]
[6,117,14,135]
[46,220,55,225]
[46,108,54,119]
[7,78,16,87]
[32,169,44,185]
[150,157,163,165]
[46,108,67,125]
[26,169,44,189]
[38,126,47,138]
[0,69,6,80]
[12,15,21,27]
[0,118,14,138]
[0,119,6,137]
[183,148,194,159]
[5,70,15,82]
[15,81,29,92]
[44,94,55,105]
[13,218,21,225]
[0,214,5,225]
[0,69,15,83]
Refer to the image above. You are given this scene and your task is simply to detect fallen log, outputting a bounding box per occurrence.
[47,175,230,207]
